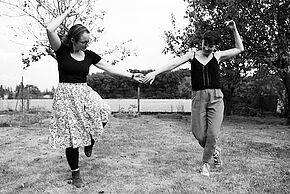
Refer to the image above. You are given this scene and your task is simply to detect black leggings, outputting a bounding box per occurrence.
[65,147,79,170]
[65,122,107,170]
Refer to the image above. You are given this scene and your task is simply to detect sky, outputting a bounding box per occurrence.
[0,0,189,91]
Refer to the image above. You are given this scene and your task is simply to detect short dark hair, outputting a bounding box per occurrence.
[203,30,221,45]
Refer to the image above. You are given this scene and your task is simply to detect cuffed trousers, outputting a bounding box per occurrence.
[191,89,224,163]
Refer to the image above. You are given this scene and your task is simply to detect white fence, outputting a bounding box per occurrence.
[0,99,191,113]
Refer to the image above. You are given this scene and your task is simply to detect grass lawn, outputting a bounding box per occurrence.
[0,112,289,194]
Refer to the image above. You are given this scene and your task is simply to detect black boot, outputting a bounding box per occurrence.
[84,123,106,157]
[84,136,95,157]
[71,169,85,188]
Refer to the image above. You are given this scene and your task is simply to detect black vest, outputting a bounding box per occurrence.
[190,53,221,91]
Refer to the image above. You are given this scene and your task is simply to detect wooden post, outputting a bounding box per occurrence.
[21,76,24,113]
[27,86,30,112]
[137,86,140,115]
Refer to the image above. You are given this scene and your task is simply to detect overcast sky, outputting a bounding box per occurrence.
[0,0,189,91]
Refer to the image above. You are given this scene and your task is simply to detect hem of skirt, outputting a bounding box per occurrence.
[49,137,99,149]
[49,142,92,149]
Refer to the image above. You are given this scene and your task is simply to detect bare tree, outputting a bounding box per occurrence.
[0,0,135,68]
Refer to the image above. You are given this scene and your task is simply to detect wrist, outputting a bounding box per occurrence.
[232,26,238,32]
[151,71,158,77]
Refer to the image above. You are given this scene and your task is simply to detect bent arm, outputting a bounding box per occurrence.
[46,8,72,51]
[218,21,244,62]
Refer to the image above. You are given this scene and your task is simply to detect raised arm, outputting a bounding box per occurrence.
[46,7,75,51]
[143,51,193,84]
[217,20,244,62]
[94,59,145,83]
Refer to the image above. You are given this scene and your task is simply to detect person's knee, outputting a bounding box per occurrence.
[206,135,217,146]
[192,130,206,147]
[198,139,206,148]
[192,127,204,140]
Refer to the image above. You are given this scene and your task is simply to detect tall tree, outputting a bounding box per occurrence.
[164,0,290,123]
[163,1,251,115]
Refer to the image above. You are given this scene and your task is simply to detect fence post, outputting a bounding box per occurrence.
[21,76,24,113]
[27,86,30,112]
[137,86,140,115]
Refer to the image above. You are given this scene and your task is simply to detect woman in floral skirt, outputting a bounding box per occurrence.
[46,6,144,188]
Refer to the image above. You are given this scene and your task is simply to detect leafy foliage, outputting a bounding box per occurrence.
[0,85,13,99]
[87,69,192,99]
[164,0,290,120]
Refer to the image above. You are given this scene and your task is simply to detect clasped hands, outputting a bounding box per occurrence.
[132,72,156,85]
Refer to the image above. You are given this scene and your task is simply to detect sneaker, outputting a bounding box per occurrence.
[200,163,210,176]
[213,147,222,168]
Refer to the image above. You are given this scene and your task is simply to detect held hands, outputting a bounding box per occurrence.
[143,71,156,85]
[132,73,146,83]
[131,72,157,85]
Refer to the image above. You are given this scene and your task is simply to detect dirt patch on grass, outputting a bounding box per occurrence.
[0,112,289,193]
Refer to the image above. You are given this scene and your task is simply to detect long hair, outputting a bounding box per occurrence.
[63,24,90,52]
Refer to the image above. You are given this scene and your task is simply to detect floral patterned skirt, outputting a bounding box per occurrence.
[48,83,111,149]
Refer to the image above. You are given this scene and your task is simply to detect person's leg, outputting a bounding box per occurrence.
[66,147,79,170]
[191,91,207,148]
[84,134,95,157]
[84,122,107,157]
[191,90,212,176]
[66,147,84,188]
[202,89,224,164]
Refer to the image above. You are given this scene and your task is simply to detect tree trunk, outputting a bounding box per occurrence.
[281,70,290,125]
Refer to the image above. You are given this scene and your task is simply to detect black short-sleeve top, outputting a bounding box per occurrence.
[55,43,101,83]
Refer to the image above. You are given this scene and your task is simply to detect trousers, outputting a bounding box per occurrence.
[191,89,224,163]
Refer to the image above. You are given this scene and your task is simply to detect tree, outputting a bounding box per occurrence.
[178,76,191,99]
[164,0,290,123]
[0,0,134,69]
[87,69,192,99]
[25,84,42,98]
[0,85,12,99]
[140,69,191,99]
[87,71,140,99]
[163,0,252,115]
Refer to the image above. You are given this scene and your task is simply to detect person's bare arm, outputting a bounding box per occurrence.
[144,51,193,84]
[46,7,76,51]
[216,20,244,62]
[94,59,145,83]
